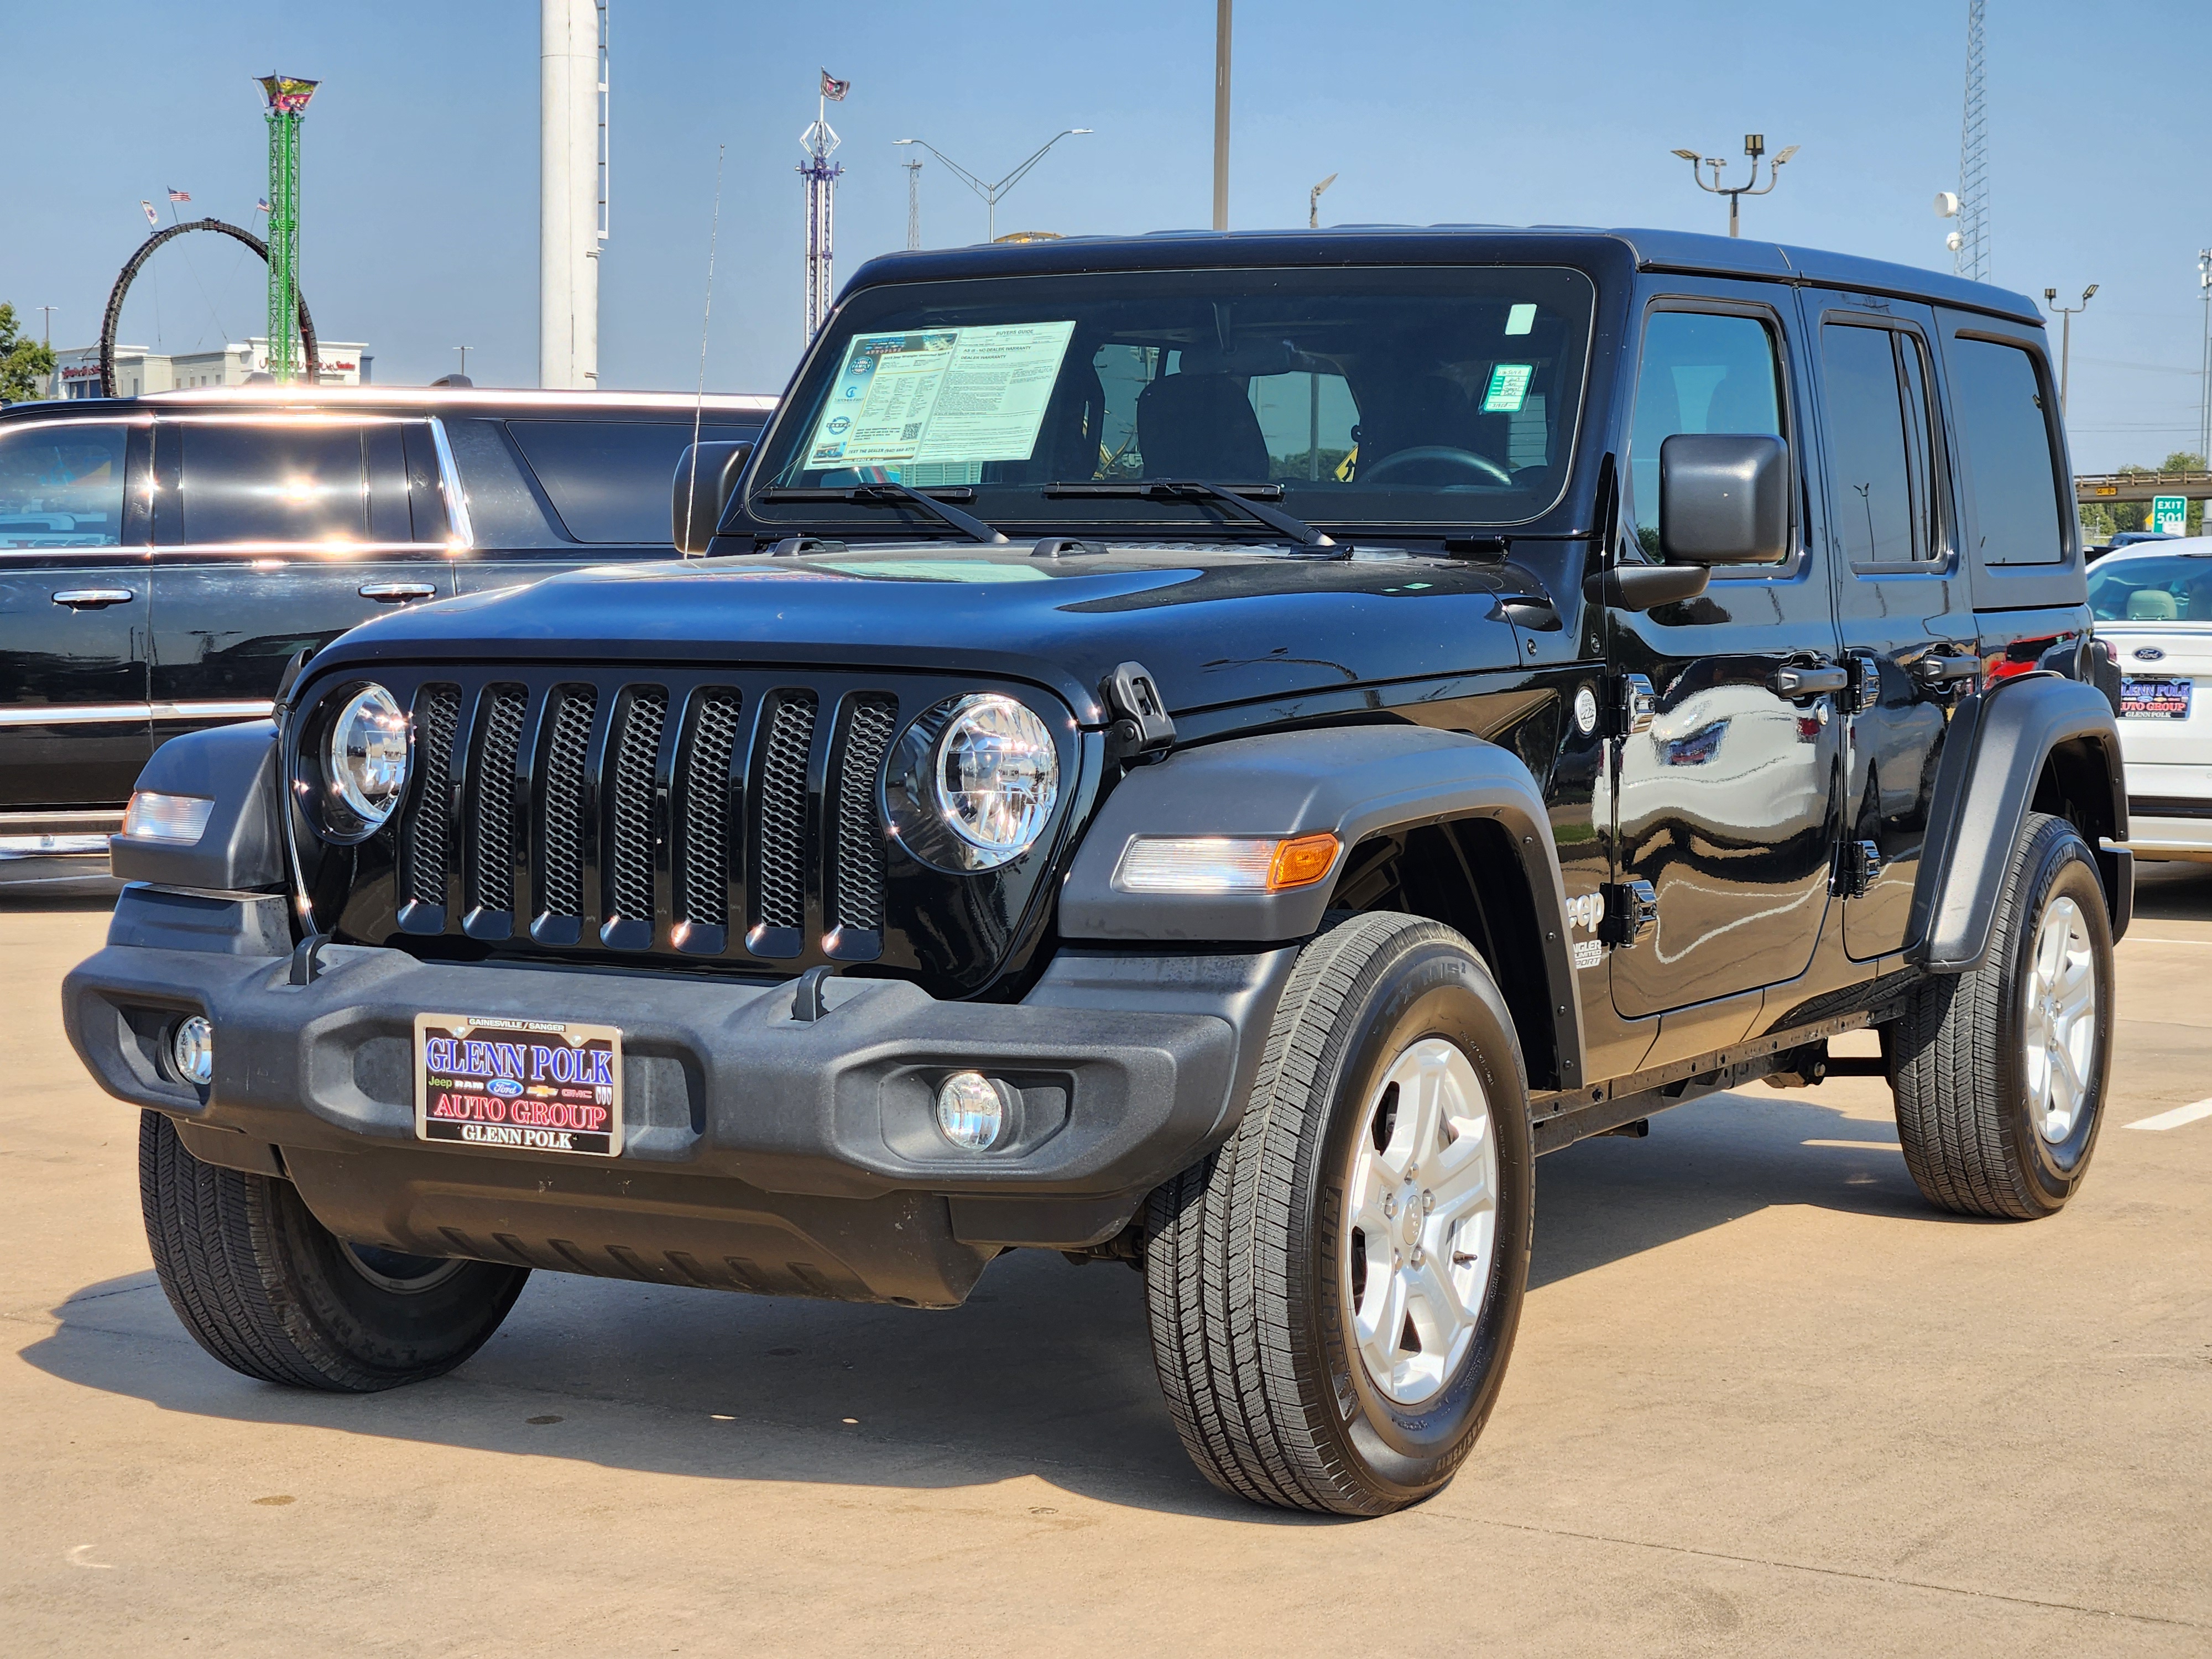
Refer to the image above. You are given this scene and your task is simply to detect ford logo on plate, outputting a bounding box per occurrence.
[487,1077,524,1097]
[2134,646,2167,662]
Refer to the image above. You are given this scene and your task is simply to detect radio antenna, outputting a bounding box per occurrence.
[683,143,724,557]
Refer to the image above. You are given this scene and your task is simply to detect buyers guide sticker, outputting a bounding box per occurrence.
[415,1014,623,1157]
[802,321,1077,472]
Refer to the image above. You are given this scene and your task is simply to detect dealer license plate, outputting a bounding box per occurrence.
[414,1013,623,1157]
[2121,676,2192,720]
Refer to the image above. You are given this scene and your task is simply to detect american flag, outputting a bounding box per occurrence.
[820,69,849,101]
[255,197,270,214]
[167,187,191,203]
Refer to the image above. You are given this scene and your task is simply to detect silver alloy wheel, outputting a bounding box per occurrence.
[340,1242,471,1295]
[2022,894,2098,1144]
[1341,1036,1499,1406]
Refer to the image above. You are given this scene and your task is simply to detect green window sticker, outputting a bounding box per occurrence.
[1483,363,1534,413]
[1505,303,1537,336]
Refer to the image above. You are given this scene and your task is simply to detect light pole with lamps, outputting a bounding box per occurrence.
[2043,284,2096,415]
[1670,134,1798,237]
[2198,250,2211,462]
[891,129,1092,243]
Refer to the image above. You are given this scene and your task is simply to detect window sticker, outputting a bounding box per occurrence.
[804,321,1078,473]
[1483,362,1535,413]
[1505,303,1537,336]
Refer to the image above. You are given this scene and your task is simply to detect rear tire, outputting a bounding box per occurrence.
[1144,911,1535,1515]
[139,1110,529,1390]
[1890,812,2114,1219]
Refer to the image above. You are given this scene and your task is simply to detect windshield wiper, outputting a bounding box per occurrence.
[757,482,1008,545]
[1043,479,1335,550]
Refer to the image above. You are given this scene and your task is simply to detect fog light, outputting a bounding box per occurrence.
[935,1071,1010,1151]
[171,1015,214,1087]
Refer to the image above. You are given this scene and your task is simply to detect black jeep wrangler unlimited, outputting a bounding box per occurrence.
[65,227,2128,1517]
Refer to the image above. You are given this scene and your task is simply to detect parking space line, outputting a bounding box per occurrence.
[2123,1098,2212,1132]
[2119,936,2212,947]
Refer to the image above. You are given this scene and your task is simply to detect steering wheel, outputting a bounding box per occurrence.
[1357,445,1515,487]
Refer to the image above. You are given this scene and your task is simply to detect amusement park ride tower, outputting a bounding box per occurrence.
[801,70,848,342]
[257,74,317,384]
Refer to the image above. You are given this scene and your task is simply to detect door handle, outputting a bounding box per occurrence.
[358,581,439,602]
[51,588,135,609]
[1913,654,1980,687]
[1773,664,1849,700]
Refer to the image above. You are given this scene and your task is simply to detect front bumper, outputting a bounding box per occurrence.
[66,886,1293,1306]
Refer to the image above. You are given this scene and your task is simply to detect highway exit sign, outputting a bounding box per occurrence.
[2152,494,2189,536]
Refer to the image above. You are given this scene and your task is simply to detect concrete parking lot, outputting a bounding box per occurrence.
[3,878,2209,1657]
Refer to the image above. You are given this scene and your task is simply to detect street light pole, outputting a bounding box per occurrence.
[892,129,1092,243]
[1308,171,1337,231]
[2198,249,2211,462]
[1671,134,1799,237]
[1213,0,1232,230]
[2043,285,2097,415]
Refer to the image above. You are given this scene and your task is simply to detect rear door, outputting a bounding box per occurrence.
[449,416,763,592]
[149,416,457,747]
[1804,294,1979,960]
[0,416,153,808]
[1606,290,1846,1017]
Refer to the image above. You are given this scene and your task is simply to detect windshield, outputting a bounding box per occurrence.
[2088,550,2212,623]
[744,265,1596,536]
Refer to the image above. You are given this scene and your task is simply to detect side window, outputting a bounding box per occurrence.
[1895,332,1943,560]
[0,424,131,549]
[1949,337,2067,566]
[439,419,568,549]
[507,420,761,543]
[178,423,368,544]
[1819,324,1917,565]
[1629,311,1785,558]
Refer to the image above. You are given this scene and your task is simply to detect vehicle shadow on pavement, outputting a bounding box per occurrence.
[2130,860,2212,921]
[18,1091,1938,1518]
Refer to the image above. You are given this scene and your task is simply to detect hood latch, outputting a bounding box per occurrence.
[1103,661,1176,764]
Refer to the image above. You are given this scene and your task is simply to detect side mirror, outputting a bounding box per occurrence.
[1659,432,1791,565]
[672,440,753,555]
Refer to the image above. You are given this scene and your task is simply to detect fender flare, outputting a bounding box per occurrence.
[1906,673,2128,974]
[1058,724,1585,1091]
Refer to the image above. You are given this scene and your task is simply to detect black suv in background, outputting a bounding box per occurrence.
[0,387,773,884]
[68,228,2127,1517]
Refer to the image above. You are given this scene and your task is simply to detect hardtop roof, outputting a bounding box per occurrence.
[1,387,778,421]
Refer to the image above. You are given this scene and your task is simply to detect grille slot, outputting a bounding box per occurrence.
[831,695,899,936]
[607,688,667,925]
[538,686,597,920]
[755,694,818,935]
[403,685,461,911]
[468,685,528,916]
[677,690,743,930]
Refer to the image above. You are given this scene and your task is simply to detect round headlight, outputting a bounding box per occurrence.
[324,684,410,834]
[931,695,1058,864]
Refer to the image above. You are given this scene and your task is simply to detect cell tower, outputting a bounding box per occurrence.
[800,70,848,341]
[1953,0,1989,283]
[257,75,318,383]
[904,156,924,251]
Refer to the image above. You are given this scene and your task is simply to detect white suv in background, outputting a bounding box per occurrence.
[2090,537,2212,861]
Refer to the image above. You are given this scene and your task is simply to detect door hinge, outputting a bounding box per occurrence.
[1599,878,1658,947]
[1613,673,1657,738]
[1833,839,1882,899]
[1849,653,1884,714]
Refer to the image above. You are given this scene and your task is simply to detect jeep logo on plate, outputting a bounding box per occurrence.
[2134,646,2166,662]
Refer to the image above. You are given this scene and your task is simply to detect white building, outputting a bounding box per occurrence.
[50,336,374,399]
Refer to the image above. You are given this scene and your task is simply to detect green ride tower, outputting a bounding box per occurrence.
[257,75,319,384]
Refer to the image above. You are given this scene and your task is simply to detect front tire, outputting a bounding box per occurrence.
[139,1110,529,1390]
[1144,912,1535,1515]
[1890,812,2115,1219]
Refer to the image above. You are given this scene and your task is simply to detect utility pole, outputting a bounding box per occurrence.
[2198,249,2211,462]
[904,156,924,250]
[34,306,54,346]
[2043,285,2096,415]
[1954,0,1989,281]
[455,345,473,379]
[1213,0,1232,230]
[1670,135,1798,237]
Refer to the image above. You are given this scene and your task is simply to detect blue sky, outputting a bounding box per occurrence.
[4,0,2206,471]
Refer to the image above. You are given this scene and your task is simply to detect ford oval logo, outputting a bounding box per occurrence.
[487,1077,523,1097]
[2134,646,2166,662]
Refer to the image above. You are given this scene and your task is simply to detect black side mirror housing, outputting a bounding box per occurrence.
[1658,432,1791,565]
[672,440,753,555]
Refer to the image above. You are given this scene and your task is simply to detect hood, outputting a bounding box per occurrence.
[311,542,1531,726]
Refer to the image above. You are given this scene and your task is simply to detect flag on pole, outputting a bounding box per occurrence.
[140,200,158,227]
[820,69,849,101]
[167,187,191,203]
[255,197,271,214]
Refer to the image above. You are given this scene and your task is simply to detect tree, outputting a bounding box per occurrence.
[0,303,56,404]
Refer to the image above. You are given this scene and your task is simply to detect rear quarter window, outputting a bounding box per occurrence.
[507,420,760,544]
[1949,337,2067,567]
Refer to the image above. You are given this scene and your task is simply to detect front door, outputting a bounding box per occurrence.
[1606,294,1845,1018]
[1804,295,1977,960]
[0,418,152,807]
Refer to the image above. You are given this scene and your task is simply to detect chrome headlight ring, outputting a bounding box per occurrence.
[884,693,1061,873]
[314,681,411,842]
